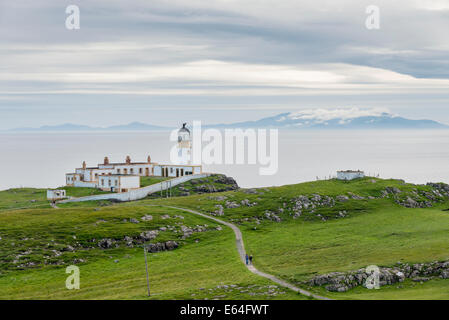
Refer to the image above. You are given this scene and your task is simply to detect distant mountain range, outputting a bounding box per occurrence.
[6,109,448,132]
[209,111,448,129]
[8,122,168,132]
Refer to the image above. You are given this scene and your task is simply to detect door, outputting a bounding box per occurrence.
[145,168,149,176]
[176,168,179,177]
[180,169,184,176]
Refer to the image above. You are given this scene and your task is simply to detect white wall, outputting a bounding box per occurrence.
[47,190,66,200]
[60,173,211,203]
[73,181,98,188]
[99,176,118,189]
[114,164,153,176]
[120,175,140,189]
[337,171,365,180]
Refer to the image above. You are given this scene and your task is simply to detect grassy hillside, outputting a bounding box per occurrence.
[2,176,449,299]
[0,188,50,211]
[0,186,109,211]
[0,202,301,300]
[140,176,170,187]
[144,177,449,299]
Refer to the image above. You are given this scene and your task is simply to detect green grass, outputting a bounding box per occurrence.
[313,278,449,300]
[0,205,218,274]
[143,177,449,299]
[0,186,110,212]
[0,203,303,300]
[147,174,238,198]
[0,188,50,211]
[2,176,449,299]
[62,186,109,198]
[140,176,170,188]
[0,228,303,300]
[241,204,449,283]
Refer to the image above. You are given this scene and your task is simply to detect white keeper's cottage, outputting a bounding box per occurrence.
[337,170,365,181]
[47,189,67,201]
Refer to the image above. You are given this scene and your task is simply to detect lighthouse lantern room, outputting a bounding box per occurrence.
[177,123,192,164]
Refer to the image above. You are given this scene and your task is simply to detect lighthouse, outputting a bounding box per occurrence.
[177,123,192,164]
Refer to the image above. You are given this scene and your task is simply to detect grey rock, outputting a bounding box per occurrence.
[139,230,159,241]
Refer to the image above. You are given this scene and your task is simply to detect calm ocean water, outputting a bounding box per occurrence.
[1,130,449,190]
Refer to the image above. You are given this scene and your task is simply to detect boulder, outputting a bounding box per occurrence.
[212,205,224,216]
[139,230,159,241]
[336,195,349,202]
[141,215,153,221]
[98,238,115,249]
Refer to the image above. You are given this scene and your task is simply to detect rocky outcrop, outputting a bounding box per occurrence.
[241,199,257,207]
[180,224,208,239]
[290,194,335,220]
[193,175,239,194]
[383,183,449,208]
[225,201,240,208]
[195,184,218,193]
[146,241,179,253]
[139,230,159,241]
[427,182,449,196]
[264,211,281,222]
[308,260,449,292]
[208,195,228,201]
[98,238,116,249]
[336,195,349,202]
[396,196,432,208]
[212,205,224,216]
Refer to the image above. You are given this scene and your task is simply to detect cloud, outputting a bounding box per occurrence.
[0,0,449,128]
[2,59,449,97]
[288,107,393,122]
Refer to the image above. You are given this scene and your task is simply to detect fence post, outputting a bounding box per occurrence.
[144,246,150,297]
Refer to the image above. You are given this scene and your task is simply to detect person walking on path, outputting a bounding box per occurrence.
[249,254,253,265]
[245,253,249,265]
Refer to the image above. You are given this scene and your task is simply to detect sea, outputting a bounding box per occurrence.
[1,130,448,190]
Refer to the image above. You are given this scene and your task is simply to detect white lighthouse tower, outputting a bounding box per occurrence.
[177,123,192,164]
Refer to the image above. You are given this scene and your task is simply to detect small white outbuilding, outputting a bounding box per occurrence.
[47,189,67,201]
[337,170,365,181]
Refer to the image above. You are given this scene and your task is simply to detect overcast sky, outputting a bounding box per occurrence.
[1,0,449,129]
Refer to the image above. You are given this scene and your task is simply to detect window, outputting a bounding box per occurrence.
[170,168,174,173]
[139,168,143,174]
[95,173,98,178]
[108,180,111,186]
[117,169,121,174]
[115,180,118,186]
[101,179,104,185]
[130,168,134,174]
[124,169,128,174]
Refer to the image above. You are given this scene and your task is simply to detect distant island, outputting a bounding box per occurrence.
[8,122,168,132]
[209,108,449,129]
[6,108,448,132]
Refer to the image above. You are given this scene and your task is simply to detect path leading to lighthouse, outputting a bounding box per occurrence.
[148,205,331,300]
